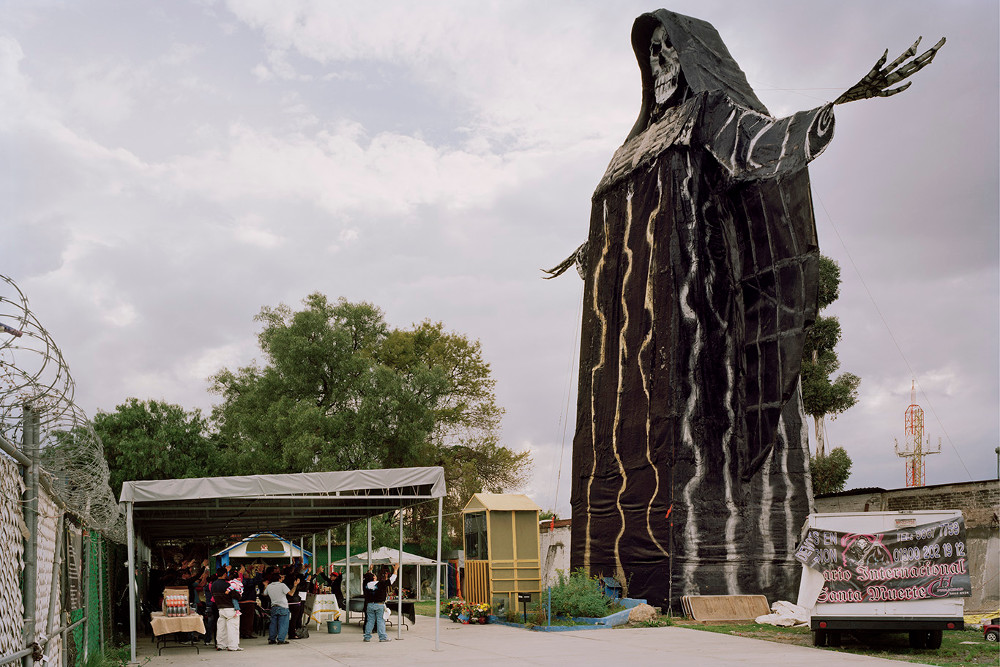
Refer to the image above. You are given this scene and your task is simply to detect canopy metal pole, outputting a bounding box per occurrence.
[366,518,372,631]
[311,534,316,569]
[345,523,351,623]
[435,496,442,651]
[397,506,402,639]
[126,502,137,665]
[326,530,331,576]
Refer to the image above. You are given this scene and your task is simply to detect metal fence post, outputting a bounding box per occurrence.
[21,406,40,667]
[96,536,104,653]
[82,530,90,663]
[45,514,64,651]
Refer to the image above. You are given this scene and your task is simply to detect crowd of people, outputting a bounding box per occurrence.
[149,558,346,651]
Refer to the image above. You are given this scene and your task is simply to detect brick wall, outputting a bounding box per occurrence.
[815,479,999,528]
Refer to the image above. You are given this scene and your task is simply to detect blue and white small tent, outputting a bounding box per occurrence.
[212,531,312,566]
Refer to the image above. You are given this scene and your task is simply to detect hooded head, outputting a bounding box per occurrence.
[627,10,768,141]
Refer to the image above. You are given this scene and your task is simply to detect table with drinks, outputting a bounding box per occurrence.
[151,592,205,655]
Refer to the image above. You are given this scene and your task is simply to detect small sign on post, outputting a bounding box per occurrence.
[517,592,531,624]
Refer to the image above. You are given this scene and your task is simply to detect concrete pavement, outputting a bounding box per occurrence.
[137,617,933,666]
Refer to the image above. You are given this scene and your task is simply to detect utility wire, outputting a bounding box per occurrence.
[815,195,973,482]
[553,283,583,515]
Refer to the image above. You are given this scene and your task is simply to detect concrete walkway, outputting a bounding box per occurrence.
[137,618,932,666]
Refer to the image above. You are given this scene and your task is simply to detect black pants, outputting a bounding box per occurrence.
[288,602,303,637]
[201,602,217,642]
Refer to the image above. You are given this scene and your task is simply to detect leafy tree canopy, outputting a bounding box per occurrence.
[93,398,216,498]
[810,447,853,495]
[802,255,860,461]
[210,295,446,473]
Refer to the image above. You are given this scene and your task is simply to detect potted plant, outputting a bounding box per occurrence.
[470,602,492,624]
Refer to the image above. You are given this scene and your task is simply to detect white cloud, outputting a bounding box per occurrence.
[159,121,524,217]
[234,223,284,249]
[222,1,635,150]
[161,42,204,67]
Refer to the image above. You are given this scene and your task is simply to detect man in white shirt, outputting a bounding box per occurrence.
[362,563,398,642]
[263,573,292,644]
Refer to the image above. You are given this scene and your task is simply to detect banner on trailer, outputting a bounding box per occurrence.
[795,518,971,603]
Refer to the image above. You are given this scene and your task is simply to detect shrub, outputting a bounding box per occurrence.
[548,568,614,618]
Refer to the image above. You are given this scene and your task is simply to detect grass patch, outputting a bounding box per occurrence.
[80,645,149,667]
[413,600,441,617]
[673,620,999,666]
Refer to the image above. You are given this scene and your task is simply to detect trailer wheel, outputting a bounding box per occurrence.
[926,630,942,649]
[908,631,927,649]
[812,629,827,647]
[986,630,999,642]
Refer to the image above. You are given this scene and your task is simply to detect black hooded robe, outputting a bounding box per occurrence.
[569,10,833,608]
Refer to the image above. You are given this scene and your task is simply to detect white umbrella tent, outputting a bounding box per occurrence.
[333,546,442,600]
[119,467,446,662]
[212,531,312,566]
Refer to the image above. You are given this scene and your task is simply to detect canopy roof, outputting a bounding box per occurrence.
[332,546,441,567]
[120,466,445,543]
[463,492,540,513]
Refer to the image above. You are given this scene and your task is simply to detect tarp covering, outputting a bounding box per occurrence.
[333,546,441,566]
[119,466,445,542]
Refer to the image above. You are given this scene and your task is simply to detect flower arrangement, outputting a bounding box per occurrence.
[443,600,467,623]
[441,600,491,624]
[469,602,492,623]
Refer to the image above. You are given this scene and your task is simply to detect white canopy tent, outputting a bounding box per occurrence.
[334,546,443,601]
[212,531,312,565]
[119,466,446,662]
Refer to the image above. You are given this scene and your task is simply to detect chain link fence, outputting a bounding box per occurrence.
[1,275,125,666]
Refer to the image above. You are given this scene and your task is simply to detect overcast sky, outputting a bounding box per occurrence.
[2,1,997,516]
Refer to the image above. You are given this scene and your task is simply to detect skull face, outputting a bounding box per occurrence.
[649,25,680,108]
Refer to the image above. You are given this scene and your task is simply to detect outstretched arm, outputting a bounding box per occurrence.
[542,241,589,280]
[834,37,945,105]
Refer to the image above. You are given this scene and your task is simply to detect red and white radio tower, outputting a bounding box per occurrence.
[893,381,940,487]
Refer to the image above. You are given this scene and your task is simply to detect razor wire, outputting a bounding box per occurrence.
[0,274,124,541]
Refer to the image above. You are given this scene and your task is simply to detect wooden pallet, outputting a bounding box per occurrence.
[681,595,770,622]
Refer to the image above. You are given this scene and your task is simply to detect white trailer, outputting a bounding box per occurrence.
[796,510,966,648]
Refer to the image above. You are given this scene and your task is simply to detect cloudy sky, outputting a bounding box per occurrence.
[2,1,997,515]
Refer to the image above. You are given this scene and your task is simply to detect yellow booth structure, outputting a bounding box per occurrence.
[462,493,541,614]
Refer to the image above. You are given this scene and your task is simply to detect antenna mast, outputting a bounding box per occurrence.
[893,381,940,487]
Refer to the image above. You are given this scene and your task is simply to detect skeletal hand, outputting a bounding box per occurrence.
[834,36,945,105]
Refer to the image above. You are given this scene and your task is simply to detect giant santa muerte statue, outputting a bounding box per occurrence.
[545,10,943,609]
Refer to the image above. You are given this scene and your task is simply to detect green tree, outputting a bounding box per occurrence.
[810,446,853,495]
[92,398,216,498]
[802,256,860,459]
[210,295,445,473]
[210,293,532,549]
